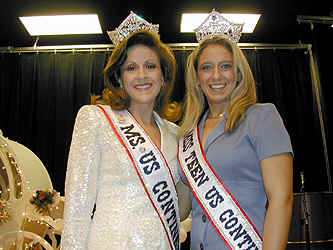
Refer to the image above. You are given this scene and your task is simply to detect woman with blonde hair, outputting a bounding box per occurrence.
[178,10,293,250]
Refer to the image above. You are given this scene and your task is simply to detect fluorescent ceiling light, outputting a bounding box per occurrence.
[19,14,103,36]
[181,13,261,33]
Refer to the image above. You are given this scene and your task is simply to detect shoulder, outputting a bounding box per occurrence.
[246,103,277,115]
[77,104,100,113]
[163,119,179,136]
[77,104,112,116]
[76,105,97,118]
[75,104,111,126]
[246,103,280,122]
[154,112,179,137]
[245,103,289,136]
[244,104,292,159]
[244,103,283,130]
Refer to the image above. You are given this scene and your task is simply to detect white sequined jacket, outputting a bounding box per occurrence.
[61,105,180,250]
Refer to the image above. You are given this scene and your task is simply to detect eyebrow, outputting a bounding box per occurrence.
[199,60,233,65]
[124,58,159,64]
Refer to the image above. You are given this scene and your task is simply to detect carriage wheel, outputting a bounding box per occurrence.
[0,230,53,250]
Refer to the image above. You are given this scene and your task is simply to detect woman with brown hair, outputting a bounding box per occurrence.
[61,12,182,250]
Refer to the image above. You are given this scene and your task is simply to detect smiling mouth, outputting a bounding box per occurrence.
[135,83,152,89]
[210,83,228,89]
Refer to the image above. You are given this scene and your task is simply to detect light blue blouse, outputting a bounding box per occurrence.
[180,103,293,250]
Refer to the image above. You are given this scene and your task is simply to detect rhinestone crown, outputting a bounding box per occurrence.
[194,10,244,44]
[107,11,159,46]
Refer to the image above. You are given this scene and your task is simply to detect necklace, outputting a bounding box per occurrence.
[207,111,226,119]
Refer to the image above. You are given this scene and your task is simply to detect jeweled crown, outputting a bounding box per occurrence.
[107,11,159,46]
[194,10,244,44]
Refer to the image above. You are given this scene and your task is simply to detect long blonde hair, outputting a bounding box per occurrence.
[179,37,257,136]
[94,30,181,121]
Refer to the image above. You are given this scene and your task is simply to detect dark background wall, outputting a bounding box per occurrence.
[0,36,330,195]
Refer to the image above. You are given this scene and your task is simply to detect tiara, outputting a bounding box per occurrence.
[194,10,244,44]
[107,11,159,46]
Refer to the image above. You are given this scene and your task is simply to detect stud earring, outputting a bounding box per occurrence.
[118,78,124,89]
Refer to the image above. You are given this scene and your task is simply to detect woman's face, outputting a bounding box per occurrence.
[197,44,236,106]
[121,44,163,108]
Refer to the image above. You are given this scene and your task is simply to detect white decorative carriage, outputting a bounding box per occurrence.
[0,130,64,250]
[0,128,193,249]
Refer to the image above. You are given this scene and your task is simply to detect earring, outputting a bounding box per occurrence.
[118,78,124,89]
[161,78,165,88]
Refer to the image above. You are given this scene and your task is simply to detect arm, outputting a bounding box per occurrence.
[161,118,192,221]
[261,153,293,250]
[61,106,100,250]
[176,180,192,221]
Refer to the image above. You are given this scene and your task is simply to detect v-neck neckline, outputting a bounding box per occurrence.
[200,110,227,151]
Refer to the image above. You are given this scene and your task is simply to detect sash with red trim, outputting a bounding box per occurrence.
[97,105,180,250]
[178,126,262,249]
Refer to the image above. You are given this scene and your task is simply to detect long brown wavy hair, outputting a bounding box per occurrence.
[92,30,182,122]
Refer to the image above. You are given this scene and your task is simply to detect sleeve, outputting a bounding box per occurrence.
[179,167,189,186]
[248,104,293,161]
[61,105,101,250]
[163,120,180,184]
[177,138,189,187]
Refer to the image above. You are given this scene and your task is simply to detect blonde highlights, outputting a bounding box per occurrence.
[179,37,257,136]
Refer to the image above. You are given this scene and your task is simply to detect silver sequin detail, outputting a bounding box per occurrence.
[61,105,179,250]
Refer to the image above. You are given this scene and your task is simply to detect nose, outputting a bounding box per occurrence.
[212,66,220,80]
[136,65,146,78]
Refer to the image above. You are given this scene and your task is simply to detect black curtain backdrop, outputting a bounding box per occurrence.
[312,24,332,191]
[245,49,327,193]
[0,52,107,193]
[0,47,329,194]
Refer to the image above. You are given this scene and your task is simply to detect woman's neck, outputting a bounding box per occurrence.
[208,102,229,118]
[128,104,161,149]
[128,104,155,126]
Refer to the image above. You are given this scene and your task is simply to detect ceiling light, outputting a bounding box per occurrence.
[181,13,261,33]
[19,14,103,36]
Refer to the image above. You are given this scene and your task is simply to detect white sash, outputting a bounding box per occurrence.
[178,126,262,249]
[97,105,180,250]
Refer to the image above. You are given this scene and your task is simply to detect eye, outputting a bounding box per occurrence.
[124,64,136,71]
[219,62,233,71]
[146,63,157,70]
[200,64,212,71]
